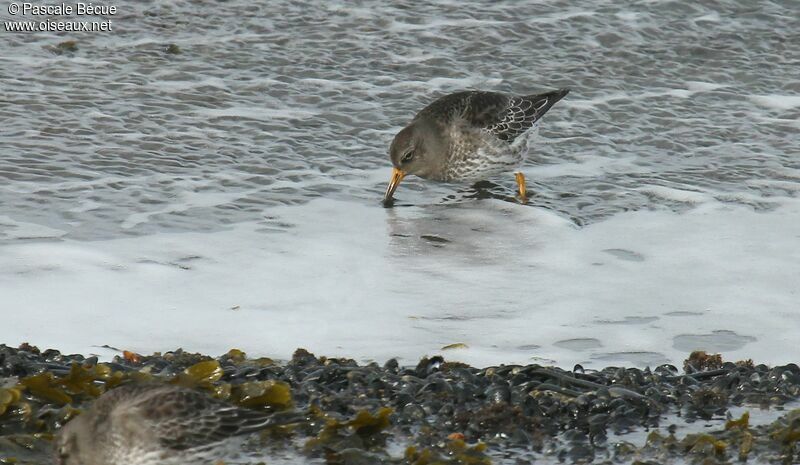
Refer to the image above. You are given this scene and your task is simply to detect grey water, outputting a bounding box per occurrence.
[1,0,798,242]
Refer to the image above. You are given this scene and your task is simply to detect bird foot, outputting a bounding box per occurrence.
[514,172,527,203]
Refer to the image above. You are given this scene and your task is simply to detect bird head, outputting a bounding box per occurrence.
[384,121,443,203]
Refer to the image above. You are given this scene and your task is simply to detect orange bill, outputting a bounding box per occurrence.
[383,167,406,202]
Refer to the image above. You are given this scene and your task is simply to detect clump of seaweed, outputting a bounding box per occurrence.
[1,343,800,465]
[684,351,724,373]
[305,406,393,454]
[405,439,491,465]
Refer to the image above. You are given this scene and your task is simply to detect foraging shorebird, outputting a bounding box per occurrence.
[54,383,299,465]
[383,88,569,203]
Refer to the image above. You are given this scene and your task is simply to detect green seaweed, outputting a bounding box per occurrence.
[769,409,800,444]
[172,359,224,387]
[232,380,292,410]
[19,362,125,407]
[405,439,491,465]
[226,348,247,363]
[0,389,21,417]
[305,407,394,453]
[681,433,727,455]
[349,407,392,437]
[60,363,118,397]
[19,373,72,406]
[738,430,753,460]
[725,411,749,430]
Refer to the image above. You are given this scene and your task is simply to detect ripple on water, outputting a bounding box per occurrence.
[0,0,798,240]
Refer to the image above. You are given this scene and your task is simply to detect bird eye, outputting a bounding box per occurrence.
[401,151,414,164]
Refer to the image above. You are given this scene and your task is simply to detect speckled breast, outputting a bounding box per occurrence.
[443,129,531,182]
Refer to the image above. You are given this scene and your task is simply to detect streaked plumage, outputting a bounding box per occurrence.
[54,383,298,465]
[384,88,569,202]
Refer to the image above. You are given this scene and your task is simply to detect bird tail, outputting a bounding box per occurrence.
[523,88,570,119]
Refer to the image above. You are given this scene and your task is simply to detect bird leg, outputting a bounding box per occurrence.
[514,172,527,202]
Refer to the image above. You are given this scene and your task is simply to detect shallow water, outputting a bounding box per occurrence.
[1,0,799,369]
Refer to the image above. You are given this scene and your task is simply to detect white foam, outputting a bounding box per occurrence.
[3,197,799,369]
[637,185,713,203]
[750,95,800,111]
[694,12,721,23]
[196,107,319,121]
[756,116,800,129]
[746,179,800,192]
[388,17,506,32]
[150,77,231,92]
[615,12,640,21]
[0,216,67,240]
[527,155,650,178]
[391,77,505,93]
[527,11,596,24]
[566,87,705,109]
[684,81,726,92]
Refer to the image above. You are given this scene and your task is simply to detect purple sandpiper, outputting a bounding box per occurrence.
[54,383,300,465]
[383,88,570,203]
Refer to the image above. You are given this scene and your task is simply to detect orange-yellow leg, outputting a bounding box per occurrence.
[514,172,527,202]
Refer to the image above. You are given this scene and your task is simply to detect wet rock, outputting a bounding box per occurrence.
[1,344,799,464]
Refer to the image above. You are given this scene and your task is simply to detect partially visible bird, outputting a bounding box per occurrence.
[383,88,570,204]
[54,383,300,465]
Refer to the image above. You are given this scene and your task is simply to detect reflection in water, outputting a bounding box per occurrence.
[383,200,567,266]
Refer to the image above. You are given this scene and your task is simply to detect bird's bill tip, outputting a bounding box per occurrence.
[383,167,406,203]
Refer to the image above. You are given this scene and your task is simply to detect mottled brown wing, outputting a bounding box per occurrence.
[482,89,570,141]
[415,90,491,122]
[134,387,283,451]
[416,89,569,142]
